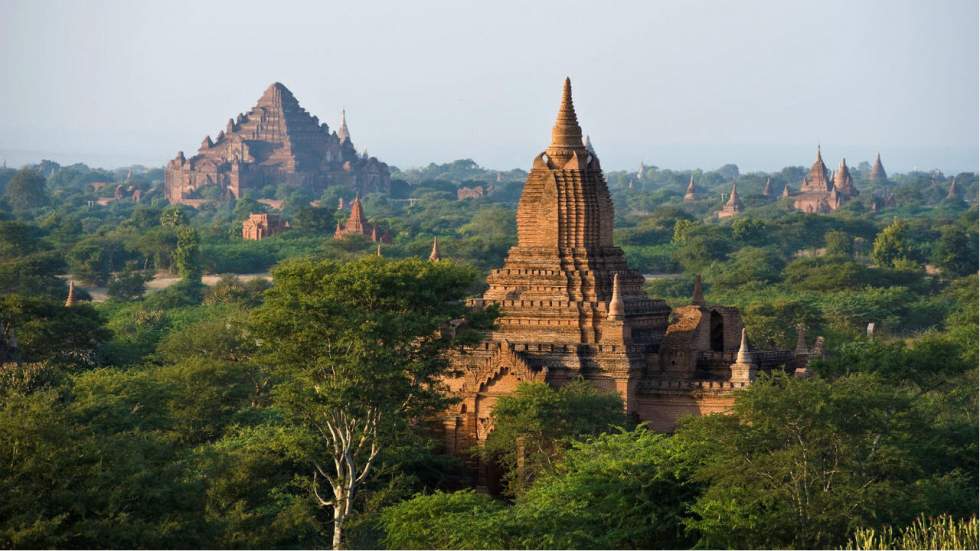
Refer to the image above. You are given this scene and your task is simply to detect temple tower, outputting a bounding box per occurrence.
[455,78,670,426]
[802,146,832,192]
[683,175,698,203]
[869,152,887,182]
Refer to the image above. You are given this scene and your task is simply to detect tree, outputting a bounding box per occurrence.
[2,169,49,212]
[253,257,492,549]
[173,226,202,282]
[512,427,697,549]
[380,490,511,549]
[106,269,150,301]
[67,237,124,286]
[0,294,110,366]
[483,380,626,495]
[872,219,917,267]
[380,428,698,549]
[674,373,974,549]
[931,225,978,277]
[825,229,854,257]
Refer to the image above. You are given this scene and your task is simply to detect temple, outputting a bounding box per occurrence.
[165,83,390,204]
[683,175,698,203]
[242,213,288,241]
[787,148,859,213]
[716,182,744,219]
[443,79,811,462]
[334,195,390,242]
[869,152,887,182]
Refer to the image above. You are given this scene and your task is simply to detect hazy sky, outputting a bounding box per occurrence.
[1,0,977,173]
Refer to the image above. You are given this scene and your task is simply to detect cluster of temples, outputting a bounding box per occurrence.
[165,83,390,204]
[443,80,817,461]
[783,147,860,213]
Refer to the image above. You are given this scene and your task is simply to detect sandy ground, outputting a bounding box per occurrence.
[65,273,272,303]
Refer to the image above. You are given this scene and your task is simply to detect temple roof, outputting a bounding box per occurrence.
[870,152,887,181]
[545,77,587,163]
[337,109,351,143]
[803,146,832,192]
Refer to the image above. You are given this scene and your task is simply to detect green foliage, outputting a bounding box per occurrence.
[0,294,110,366]
[931,224,978,277]
[106,269,150,301]
[511,428,697,549]
[382,428,698,549]
[0,221,66,298]
[380,490,511,549]
[847,514,978,550]
[173,226,202,282]
[2,168,49,212]
[872,218,918,267]
[66,237,125,286]
[483,381,626,496]
[675,372,976,549]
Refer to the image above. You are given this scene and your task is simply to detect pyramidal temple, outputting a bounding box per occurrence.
[165,82,390,204]
[443,79,815,456]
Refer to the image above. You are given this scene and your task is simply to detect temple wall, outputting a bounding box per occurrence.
[634,391,738,432]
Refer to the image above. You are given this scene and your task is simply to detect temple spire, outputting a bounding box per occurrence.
[692,274,705,306]
[762,177,772,197]
[376,243,382,257]
[546,77,585,158]
[337,109,351,143]
[684,175,698,203]
[946,177,959,200]
[429,237,441,262]
[782,183,791,198]
[735,328,752,365]
[65,280,76,307]
[726,182,742,207]
[607,273,625,320]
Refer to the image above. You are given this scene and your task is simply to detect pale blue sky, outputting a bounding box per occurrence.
[1,0,977,172]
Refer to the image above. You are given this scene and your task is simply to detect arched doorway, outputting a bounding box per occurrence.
[710,310,724,352]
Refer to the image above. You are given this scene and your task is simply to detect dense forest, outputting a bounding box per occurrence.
[0,157,977,549]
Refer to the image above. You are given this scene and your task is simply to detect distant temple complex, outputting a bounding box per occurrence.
[334,195,390,242]
[442,79,813,465]
[165,83,390,204]
[784,147,859,213]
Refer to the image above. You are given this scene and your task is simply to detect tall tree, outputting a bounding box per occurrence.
[2,169,49,213]
[253,257,492,549]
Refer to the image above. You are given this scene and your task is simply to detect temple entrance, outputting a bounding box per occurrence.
[710,310,724,352]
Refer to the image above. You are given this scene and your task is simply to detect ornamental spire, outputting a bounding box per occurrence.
[736,328,752,365]
[337,109,351,143]
[692,274,705,306]
[607,273,625,320]
[429,237,440,262]
[65,280,76,307]
[546,77,586,157]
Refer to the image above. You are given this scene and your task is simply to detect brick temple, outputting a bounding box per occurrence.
[784,147,859,213]
[443,79,815,457]
[165,83,390,204]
